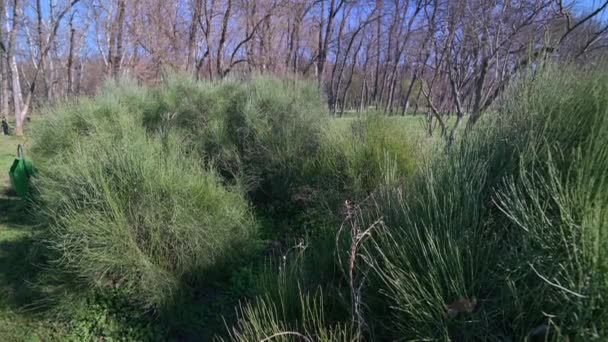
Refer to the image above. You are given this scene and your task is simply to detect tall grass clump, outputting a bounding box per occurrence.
[30,97,255,312]
[332,114,417,194]
[288,114,419,231]
[358,63,608,340]
[224,229,361,342]
[141,75,328,212]
[30,77,151,163]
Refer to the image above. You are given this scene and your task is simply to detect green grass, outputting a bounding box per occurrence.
[2,65,607,341]
[329,115,426,137]
[0,135,67,340]
[0,135,23,185]
[226,64,608,341]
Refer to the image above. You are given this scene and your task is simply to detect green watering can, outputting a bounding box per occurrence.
[9,144,35,199]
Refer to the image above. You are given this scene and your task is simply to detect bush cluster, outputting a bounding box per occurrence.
[30,75,416,337]
[28,64,608,341]
[31,82,255,312]
[227,65,608,341]
[140,76,327,209]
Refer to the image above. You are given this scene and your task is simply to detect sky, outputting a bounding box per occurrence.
[576,0,608,23]
[576,0,608,15]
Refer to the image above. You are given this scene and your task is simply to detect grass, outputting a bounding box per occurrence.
[329,115,426,137]
[225,64,608,341]
[32,120,256,314]
[361,64,608,340]
[0,86,425,340]
[2,65,607,340]
[0,135,23,185]
[0,135,67,340]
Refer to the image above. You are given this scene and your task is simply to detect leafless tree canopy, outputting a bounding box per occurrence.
[0,0,607,135]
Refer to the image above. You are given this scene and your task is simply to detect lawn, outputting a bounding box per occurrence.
[0,135,23,186]
[330,114,428,137]
[0,135,66,340]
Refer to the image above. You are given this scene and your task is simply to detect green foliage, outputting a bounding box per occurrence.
[293,114,418,229]
[141,75,328,210]
[30,77,151,164]
[226,292,356,342]
[31,109,255,312]
[224,233,357,342]
[19,65,608,341]
[359,63,608,340]
[61,289,168,342]
[340,114,417,193]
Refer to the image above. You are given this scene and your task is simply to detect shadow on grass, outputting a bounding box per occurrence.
[0,235,46,309]
[0,192,50,314]
[0,189,37,229]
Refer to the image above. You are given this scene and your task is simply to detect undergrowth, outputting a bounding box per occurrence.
[19,65,608,341]
[226,65,608,341]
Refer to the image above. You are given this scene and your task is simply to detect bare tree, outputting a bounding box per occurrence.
[0,0,605,134]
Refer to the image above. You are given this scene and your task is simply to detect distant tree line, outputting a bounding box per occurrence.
[0,0,607,136]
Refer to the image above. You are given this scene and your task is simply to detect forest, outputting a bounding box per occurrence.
[0,0,608,341]
[0,0,605,134]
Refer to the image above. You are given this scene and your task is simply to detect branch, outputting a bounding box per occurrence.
[421,87,447,137]
[559,0,608,45]
[575,23,608,57]
[44,0,81,57]
[228,12,273,68]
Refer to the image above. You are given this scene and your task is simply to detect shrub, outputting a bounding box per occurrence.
[141,75,328,211]
[339,114,417,194]
[226,292,356,342]
[30,77,151,164]
[360,63,608,340]
[294,115,419,228]
[32,120,255,310]
[224,233,358,342]
[225,63,608,341]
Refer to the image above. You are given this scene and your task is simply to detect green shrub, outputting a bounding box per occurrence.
[32,121,255,310]
[360,63,608,340]
[30,77,151,164]
[493,64,608,339]
[224,233,357,342]
[226,292,356,342]
[340,114,417,194]
[294,115,419,228]
[141,75,328,211]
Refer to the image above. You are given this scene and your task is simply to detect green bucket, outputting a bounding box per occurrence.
[9,144,35,199]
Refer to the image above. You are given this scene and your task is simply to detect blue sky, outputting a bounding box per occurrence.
[578,0,602,9]
[576,0,608,13]
[576,0,608,23]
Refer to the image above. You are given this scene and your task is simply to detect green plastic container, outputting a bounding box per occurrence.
[9,145,35,199]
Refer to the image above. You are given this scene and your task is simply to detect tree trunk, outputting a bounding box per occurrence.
[372,0,382,103]
[0,59,8,117]
[75,60,83,95]
[113,0,126,80]
[340,36,363,116]
[0,0,9,118]
[36,0,51,99]
[186,0,202,73]
[402,73,417,116]
[8,0,23,135]
[467,57,489,130]
[316,0,325,90]
[67,12,76,96]
[216,0,232,77]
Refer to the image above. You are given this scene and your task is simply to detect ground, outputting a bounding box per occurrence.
[0,135,66,340]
